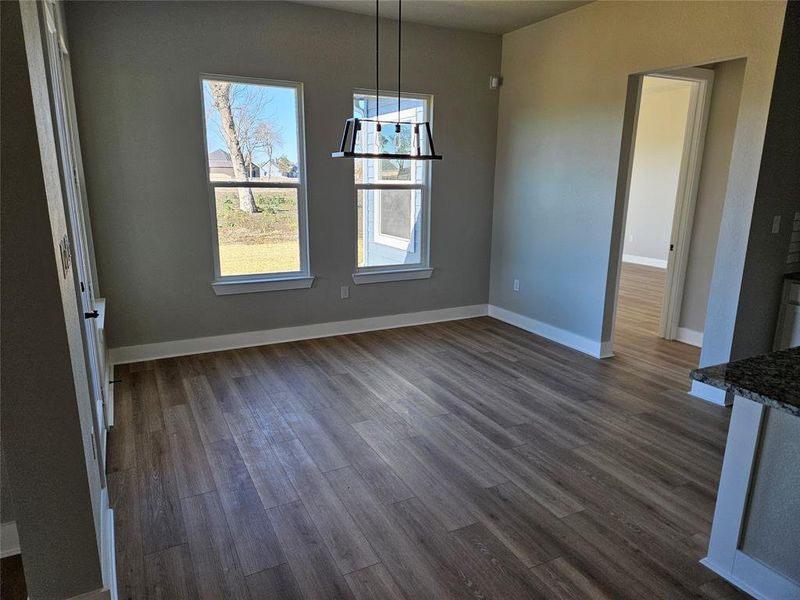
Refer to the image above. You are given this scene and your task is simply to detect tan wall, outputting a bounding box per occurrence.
[489,0,786,364]
[623,77,693,264]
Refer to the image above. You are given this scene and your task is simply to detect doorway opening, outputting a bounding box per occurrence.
[612,68,714,365]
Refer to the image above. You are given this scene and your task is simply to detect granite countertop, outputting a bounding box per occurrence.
[690,347,800,417]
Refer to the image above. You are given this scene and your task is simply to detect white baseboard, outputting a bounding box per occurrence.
[100,488,117,600]
[701,554,800,600]
[1,521,20,558]
[690,380,732,406]
[110,304,489,364]
[622,254,668,269]
[104,361,115,429]
[598,340,615,358]
[487,305,609,358]
[676,327,704,348]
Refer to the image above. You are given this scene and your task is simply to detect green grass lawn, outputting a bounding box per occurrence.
[216,188,300,276]
[216,188,367,275]
[219,241,299,275]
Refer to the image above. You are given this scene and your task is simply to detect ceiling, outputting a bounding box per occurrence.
[288,0,593,35]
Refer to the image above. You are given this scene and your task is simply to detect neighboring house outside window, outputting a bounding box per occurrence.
[201,75,311,294]
[352,91,434,284]
[208,149,262,180]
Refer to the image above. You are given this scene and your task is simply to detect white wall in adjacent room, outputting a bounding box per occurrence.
[622,76,693,268]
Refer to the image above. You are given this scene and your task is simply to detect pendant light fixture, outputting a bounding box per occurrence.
[332,0,442,160]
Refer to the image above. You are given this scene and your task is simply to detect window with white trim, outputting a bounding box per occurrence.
[353,91,432,275]
[201,76,310,292]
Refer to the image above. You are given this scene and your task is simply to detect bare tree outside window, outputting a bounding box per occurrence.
[202,77,308,279]
[254,121,283,179]
[208,81,259,213]
[206,80,286,213]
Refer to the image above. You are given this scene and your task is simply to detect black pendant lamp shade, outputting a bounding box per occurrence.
[332,0,442,161]
[332,118,441,160]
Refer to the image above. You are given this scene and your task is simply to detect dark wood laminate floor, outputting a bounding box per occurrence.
[1,555,27,600]
[108,264,749,599]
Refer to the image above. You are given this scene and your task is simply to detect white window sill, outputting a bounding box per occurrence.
[352,267,433,285]
[212,275,314,295]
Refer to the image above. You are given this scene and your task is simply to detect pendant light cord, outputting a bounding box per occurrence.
[397,0,401,117]
[375,0,379,120]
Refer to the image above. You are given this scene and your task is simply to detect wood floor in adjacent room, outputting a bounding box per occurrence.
[108,263,748,599]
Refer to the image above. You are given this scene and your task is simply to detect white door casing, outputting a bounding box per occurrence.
[42,0,108,479]
[654,67,715,341]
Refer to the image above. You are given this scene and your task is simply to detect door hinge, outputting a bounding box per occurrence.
[84,309,100,319]
[669,244,675,251]
[90,429,97,461]
[58,234,71,278]
[80,281,85,292]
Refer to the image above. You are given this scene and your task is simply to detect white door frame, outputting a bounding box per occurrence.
[41,0,108,480]
[614,67,714,347]
[654,67,715,341]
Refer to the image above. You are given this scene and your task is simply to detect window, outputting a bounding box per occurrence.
[353,91,433,284]
[201,76,311,294]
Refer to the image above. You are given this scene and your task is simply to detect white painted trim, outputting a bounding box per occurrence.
[701,556,799,600]
[1,521,20,558]
[659,68,715,340]
[211,275,315,295]
[200,75,312,286]
[352,89,433,275]
[622,254,668,269]
[352,268,433,285]
[109,304,489,364]
[689,379,732,406]
[100,488,118,600]
[676,327,703,347]
[66,588,112,600]
[488,305,608,358]
[598,340,615,358]
[729,551,799,599]
[104,359,114,429]
[706,397,763,568]
[702,396,800,600]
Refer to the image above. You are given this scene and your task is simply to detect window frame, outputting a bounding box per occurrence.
[352,88,434,284]
[199,74,312,294]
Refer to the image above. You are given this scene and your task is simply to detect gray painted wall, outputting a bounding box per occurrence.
[65,0,501,349]
[717,9,799,582]
[1,449,15,524]
[730,0,800,360]
[490,0,785,356]
[731,17,799,578]
[741,408,800,583]
[1,1,104,596]
[678,59,746,337]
